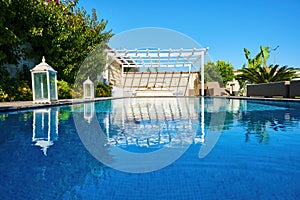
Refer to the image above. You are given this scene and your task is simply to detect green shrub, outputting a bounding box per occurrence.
[57,80,73,99]
[0,87,9,102]
[0,79,32,102]
[95,83,111,97]
[13,80,32,101]
[0,64,34,101]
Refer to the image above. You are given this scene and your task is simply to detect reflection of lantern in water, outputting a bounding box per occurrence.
[32,108,58,156]
[84,102,95,123]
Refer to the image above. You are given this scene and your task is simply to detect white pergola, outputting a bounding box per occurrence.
[106,48,208,96]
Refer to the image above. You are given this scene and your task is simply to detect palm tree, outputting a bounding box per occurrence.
[244,46,270,69]
[259,46,271,70]
[236,64,297,84]
[244,47,263,69]
[237,45,297,84]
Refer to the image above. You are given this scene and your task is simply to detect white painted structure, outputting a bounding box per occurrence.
[106,48,208,96]
[83,77,94,99]
[30,56,58,104]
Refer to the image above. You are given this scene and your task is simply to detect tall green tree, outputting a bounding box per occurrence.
[0,0,35,65]
[0,0,113,84]
[0,0,113,101]
[199,60,234,86]
[28,0,113,83]
[200,61,223,85]
[216,60,234,85]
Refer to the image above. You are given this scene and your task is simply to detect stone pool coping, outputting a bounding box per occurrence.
[0,96,300,112]
[0,97,121,112]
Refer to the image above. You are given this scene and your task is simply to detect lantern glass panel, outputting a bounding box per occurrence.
[49,71,57,99]
[34,73,48,100]
[86,84,91,98]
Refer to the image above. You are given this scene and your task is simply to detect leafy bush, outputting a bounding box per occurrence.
[0,87,9,102]
[13,80,32,101]
[57,80,73,99]
[0,64,32,101]
[95,83,111,97]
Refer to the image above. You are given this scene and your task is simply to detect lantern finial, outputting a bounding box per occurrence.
[42,56,45,63]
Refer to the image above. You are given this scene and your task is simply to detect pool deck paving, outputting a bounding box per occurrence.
[0,97,116,112]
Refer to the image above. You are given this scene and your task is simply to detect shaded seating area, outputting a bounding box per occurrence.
[247,80,300,98]
[123,71,198,96]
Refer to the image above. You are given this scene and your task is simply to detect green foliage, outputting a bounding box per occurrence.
[1,0,113,84]
[236,64,297,84]
[0,0,113,101]
[200,61,222,84]
[200,61,234,86]
[0,0,33,65]
[73,44,107,95]
[260,46,270,68]
[215,60,234,85]
[243,45,270,69]
[0,87,9,102]
[28,0,113,84]
[0,65,32,101]
[0,80,32,102]
[95,83,111,97]
[237,45,296,84]
[13,80,32,101]
[0,65,11,101]
[124,67,140,72]
[57,80,73,99]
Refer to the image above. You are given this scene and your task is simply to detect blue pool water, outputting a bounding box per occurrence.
[0,97,300,199]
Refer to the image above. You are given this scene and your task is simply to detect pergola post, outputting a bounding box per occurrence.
[201,51,205,96]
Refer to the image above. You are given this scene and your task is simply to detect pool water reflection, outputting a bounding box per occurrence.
[0,97,300,199]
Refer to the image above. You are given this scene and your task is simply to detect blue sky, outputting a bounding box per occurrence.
[78,0,300,69]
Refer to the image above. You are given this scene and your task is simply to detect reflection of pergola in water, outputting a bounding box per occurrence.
[106,48,208,96]
[104,98,204,147]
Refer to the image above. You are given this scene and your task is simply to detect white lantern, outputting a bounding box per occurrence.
[83,77,94,99]
[31,56,58,104]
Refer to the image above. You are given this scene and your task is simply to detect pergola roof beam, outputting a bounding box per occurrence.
[121,62,194,68]
[106,47,207,69]
[147,49,153,67]
[174,48,183,67]
[138,56,145,67]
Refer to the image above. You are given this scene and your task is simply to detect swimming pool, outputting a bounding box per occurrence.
[0,97,300,199]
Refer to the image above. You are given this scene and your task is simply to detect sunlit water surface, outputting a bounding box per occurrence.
[0,97,300,199]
